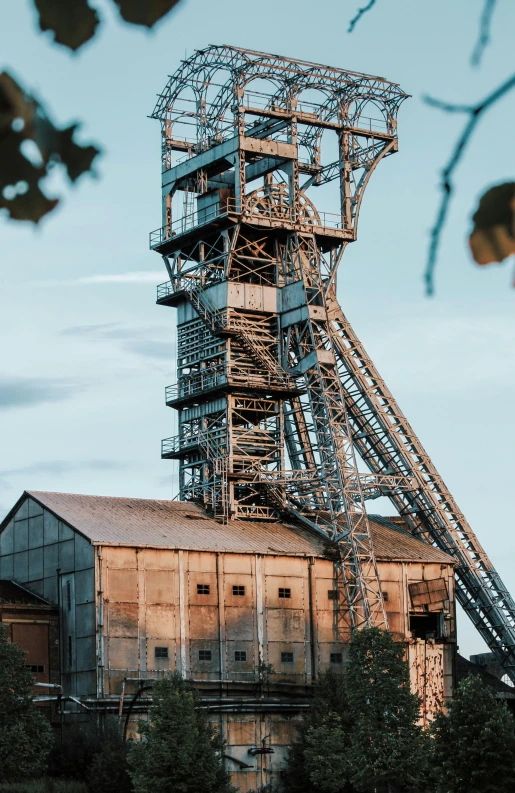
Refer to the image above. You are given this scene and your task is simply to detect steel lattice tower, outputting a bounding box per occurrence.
[151,46,515,669]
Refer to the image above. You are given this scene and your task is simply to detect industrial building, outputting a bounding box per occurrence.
[0,490,456,790]
[1,42,515,793]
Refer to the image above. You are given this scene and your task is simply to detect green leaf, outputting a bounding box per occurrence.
[112,0,181,27]
[33,0,100,51]
[0,71,100,223]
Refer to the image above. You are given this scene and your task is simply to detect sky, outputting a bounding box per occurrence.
[1,0,514,658]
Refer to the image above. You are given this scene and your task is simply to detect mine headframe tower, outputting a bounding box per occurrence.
[151,46,515,677]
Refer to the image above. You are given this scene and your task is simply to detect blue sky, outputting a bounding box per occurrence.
[1,0,514,657]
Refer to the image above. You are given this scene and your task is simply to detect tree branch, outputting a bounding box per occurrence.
[424,73,515,295]
[471,0,497,67]
[348,0,377,33]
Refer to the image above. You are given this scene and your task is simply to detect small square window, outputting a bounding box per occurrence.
[234,651,247,662]
[199,649,212,661]
[278,587,291,599]
[382,591,389,602]
[155,646,169,659]
[330,653,343,664]
[232,585,245,596]
[328,589,339,600]
[281,651,294,663]
[25,664,44,674]
[197,584,210,595]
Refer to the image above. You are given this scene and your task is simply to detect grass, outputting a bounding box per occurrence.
[0,781,88,793]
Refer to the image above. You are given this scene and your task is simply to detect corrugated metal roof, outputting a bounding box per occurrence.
[26,491,453,564]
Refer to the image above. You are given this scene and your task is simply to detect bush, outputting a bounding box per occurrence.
[47,714,130,791]
[0,625,53,782]
[128,673,234,793]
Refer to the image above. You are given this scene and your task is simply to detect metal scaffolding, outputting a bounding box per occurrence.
[151,45,515,674]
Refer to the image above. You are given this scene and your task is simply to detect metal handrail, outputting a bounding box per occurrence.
[149,197,343,247]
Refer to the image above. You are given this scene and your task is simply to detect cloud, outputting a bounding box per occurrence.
[58,322,175,361]
[123,340,173,360]
[2,460,129,477]
[39,272,165,286]
[0,460,131,492]
[59,323,121,337]
[0,376,78,410]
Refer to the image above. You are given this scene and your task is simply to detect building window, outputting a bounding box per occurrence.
[155,647,169,659]
[232,585,245,596]
[67,636,72,666]
[328,589,338,600]
[25,664,45,674]
[281,652,294,663]
[330,653,343,664]
[383,591,389,602]
[234,651,247,662]
[66,580,72,610]
[199,649,212,661]
[278,588,291,599]
[197,584,210,595]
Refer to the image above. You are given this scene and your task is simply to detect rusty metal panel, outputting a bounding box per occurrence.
[265,575,305,609]
[317,642,349,669]
[269,716,296,746]
[146,604,176,639]
[314,576,339,608]
[227,716,257,747]
[189,639,219,676]
[265,556,306,577]
[107,569,138,602]
[189,605,219,639]
[409,578,448,608]
[408,639,445,726]
[108,602,138,637]
[378,561,402,582]
[145,570,175,604]
[188,571,218,605]
[108,637,139,670]
[316,609,344,643]
[141,549,178,570]
[224,606,255,640]
[11,622,49,683]
[266,608,306,642]
[104,547,137,569]
[267,641,306,678]
[223,573,254,606]
[147,638,176,671]
[313,558,334,579]
[187,551,217,573]
[384,611,402,634]
[223,554,253,574]
[226,640,255,674]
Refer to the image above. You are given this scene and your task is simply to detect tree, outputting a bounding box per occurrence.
[128,672,234,793]
[432,673,515,793]
[0,623,53,781]
[283,668,355,793]
[345,628,431,793]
